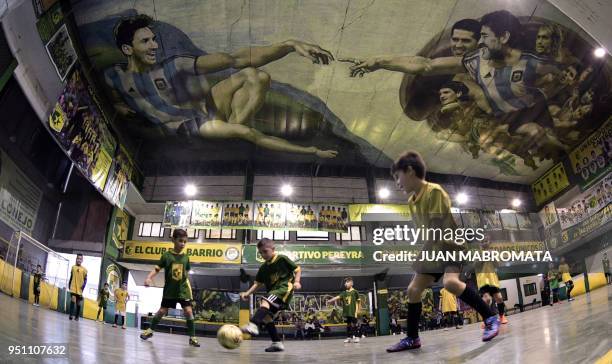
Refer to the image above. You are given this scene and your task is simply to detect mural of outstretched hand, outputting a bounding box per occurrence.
[338,58,380,78]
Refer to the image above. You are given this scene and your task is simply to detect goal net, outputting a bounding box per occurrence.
[0,231,70,311]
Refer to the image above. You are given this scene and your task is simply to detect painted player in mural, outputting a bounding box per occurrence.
[343,10,610,172]
[106,14,338,159]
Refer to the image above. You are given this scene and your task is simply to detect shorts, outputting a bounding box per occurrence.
[500,98,554,134]
[176,95,218,137]
[345,317,358,326]
[70,293,83,300]
[98,302,108,309]
[160,298,192,309]
[262,294,289,315]
[479,285,501,295]
[413,241,466,279]
[33,285,40,294]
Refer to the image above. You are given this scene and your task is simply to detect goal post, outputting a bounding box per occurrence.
[0,231,70,312]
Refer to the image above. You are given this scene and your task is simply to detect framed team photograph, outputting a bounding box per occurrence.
[45,23,77,81]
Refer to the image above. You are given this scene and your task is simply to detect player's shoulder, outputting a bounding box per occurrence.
[161,55,198,68]
[462,48,484,62]
[519,51,551,63]
[277,254,293,263]
[104,63,128,77]
[426,182,450,197]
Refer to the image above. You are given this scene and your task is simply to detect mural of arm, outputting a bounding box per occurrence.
[195,40,334,74]
[344,55,464,77]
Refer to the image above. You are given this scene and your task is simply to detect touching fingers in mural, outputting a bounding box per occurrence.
[105,14,337,158]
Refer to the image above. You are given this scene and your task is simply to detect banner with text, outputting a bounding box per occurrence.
[242,242,546,266]
[348,204,411,222]
[0,149,42,234]
[569,117,612,191]
[121,241,242,265]
[48,67,116,193]
[531,163,570,206]
[557,173,611,230]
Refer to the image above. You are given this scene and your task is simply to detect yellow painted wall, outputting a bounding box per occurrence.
[239,309,251,339]
[570,273,606,296]
[28,280,59,310]
[0,259,21,297]
[83,297,99,320]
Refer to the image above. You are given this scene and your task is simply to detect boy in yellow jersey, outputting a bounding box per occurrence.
[326,277,362,343]
[387,151,499,353]
[140,229,200,347]
[113,282,130,329]
[68,254,87,321]
[240,238,301,352]
[476,238,509,324]
[558,257,574,302]
[439,288,461,330]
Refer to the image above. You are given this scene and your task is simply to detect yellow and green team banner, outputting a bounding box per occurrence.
[122,241,242,264]
[531,163,570,206]
[348,204,411,222]
[568,117,611,190]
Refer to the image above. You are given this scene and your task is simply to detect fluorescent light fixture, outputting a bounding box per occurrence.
[184,184,197,197]
[456,193,468,205]
[281,184,293,197]
[378,188,390,199]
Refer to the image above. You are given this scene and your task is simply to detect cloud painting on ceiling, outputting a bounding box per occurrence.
[71,0,611,183]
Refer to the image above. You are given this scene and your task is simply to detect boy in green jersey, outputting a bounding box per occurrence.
[240,238,301,352]
[327,277,361,343]
[140,229,200,347]
[547,263,561,306]
[32,264,43,307]
[96,282,110,323]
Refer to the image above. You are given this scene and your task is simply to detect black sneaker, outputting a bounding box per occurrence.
[69,316,73,320]
[74,317,79,321]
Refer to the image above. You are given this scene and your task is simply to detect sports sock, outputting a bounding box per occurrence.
[496,302,506,316]
[150,312,163,331]
[251,307,271,325]
[406,302,422,339]
[459,287,494,320]
[69,301,75,316]
[266,322,280,342]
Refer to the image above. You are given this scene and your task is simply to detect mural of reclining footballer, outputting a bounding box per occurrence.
[105,15,337,158]
[344,10,567,162]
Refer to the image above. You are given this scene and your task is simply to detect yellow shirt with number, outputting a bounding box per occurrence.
[114,288,129,311]
[69,265,87,295]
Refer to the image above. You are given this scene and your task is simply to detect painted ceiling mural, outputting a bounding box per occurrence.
[71,0,612,183]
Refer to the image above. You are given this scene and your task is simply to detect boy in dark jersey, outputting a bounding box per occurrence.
[240,238,301,352]
[326,277,361,343]
[68,254,87,321]
[32,264,43,307]
[140,229,200,347]
[386,151,499,353]
[96,282,110,323]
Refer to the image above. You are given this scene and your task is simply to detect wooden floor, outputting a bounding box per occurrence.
[1,286,610,364]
